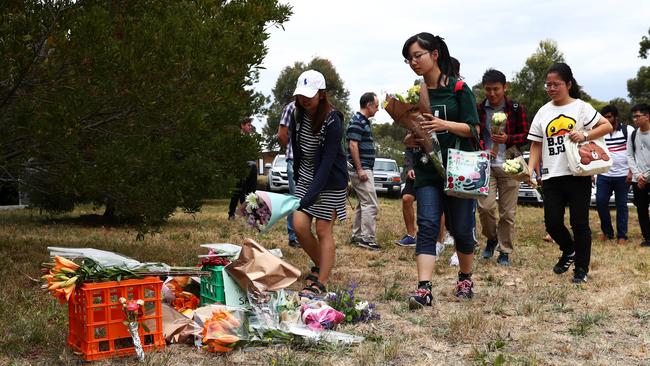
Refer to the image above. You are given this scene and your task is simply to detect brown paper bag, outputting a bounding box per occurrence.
[161,303,202,344]
[226,238,301,296]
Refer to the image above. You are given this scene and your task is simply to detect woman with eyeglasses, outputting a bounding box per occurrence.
[290,70,348,296]
[401,32,481,308]
[526,62,612,284]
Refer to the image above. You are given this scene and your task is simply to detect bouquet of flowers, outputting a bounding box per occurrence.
[489,112,507,156]
[384,85,445,178]
[325,283,380,324]
[119,297,146,361]
[202,308,242,353]
[503,156,532,182]
[237,190,300,233]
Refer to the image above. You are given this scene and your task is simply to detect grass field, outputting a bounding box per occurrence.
[1,188,649,365]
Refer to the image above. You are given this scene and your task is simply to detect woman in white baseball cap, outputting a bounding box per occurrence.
[289,69,349,296]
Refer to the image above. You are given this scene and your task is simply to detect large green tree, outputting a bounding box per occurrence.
[639,27,650,59]
[0,0,291,229]
[627,66,650,105]
[509,39,565,117]
[262,57,351,151]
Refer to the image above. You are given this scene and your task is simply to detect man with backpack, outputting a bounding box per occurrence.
[595,105,634,245]
[628,103,650,247]
[476,69,529,266]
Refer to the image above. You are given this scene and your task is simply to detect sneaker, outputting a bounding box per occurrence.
[228,214,236,220]
[288,239,301,248]
[357,240,381,251]
[455,278,474,299]
[443,232,455,246]
[436,242,445,256]
[482,239,497,259]
[396,234,416,247]
[408,288,433,309]
[616,238,628,245]
[553,253,575,274]
[641,241,650,247]
[449,252,459,266]
[350,236,363,244]
[572,267,588,283]
[598,233,613,241]
[496,252,510,266]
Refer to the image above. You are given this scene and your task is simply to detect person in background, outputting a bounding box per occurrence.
[527,63,612,283]
[278,102,300,248]
[228,118,258,220]
[628,103,650,247]
[595,105,634,245]
[476,69,529,266]
[401,32,481,308]
[347,92,381,251]
[290,70,349,296]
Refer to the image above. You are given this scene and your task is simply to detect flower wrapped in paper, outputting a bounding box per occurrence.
[503,156,532,182]
[383,94,445,178]
[237,190,300,233]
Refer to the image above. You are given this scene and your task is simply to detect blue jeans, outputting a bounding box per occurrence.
[286,159,297,241]
[595,175,628,239]
[415,185,476,255]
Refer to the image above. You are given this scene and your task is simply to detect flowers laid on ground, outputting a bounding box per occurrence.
[325,283,380,324]
[41,256,81,303]
[300,301,345,330]
[40,256,209,303]
[202,309,242,353]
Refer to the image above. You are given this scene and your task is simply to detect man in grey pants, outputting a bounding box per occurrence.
[347,92,380,251]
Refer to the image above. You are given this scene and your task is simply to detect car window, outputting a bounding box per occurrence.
[273,156,287,168]
[374,160,398,172]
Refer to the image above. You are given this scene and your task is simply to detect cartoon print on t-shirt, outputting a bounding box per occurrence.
[545,114,576,156]
[546,114,575,137]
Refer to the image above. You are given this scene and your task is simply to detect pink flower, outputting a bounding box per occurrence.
[126,300,140,312]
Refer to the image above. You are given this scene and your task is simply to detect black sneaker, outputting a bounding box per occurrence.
[455,278,474,299]
[553,253,575,274]
[496,252,510,266]
[408,288,433,309]
[482,239,497,259]
[572,267,588,283]
[288,239,301,248]
[357,240,381,251]
[350,236,363,244]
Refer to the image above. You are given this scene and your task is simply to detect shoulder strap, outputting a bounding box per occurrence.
[632,127,638,153]
[621,123,628,141]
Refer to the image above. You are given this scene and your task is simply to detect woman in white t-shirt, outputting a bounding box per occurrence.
[526,63,612,284]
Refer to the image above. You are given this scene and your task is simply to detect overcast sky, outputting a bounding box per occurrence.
[252,0,649,127]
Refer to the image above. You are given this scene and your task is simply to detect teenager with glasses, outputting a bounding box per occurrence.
[400,32,481,308]
[628,103,650,247]
[526,63,612,283]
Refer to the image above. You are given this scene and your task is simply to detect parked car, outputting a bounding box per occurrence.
[373,158,401,197]
[265,154,289,192]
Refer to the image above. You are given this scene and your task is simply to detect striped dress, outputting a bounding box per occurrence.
[294,114,347,221]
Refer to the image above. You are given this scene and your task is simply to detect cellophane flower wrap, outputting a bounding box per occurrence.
[119,297,146,361]
[237,191,299,233]
[300,301,345,331]
[202,308,245,353]
[383,89,445,178]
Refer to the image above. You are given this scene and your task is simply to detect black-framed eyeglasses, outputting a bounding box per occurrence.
[404,51,431,64]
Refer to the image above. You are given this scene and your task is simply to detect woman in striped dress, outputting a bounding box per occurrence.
[290,70,348,295]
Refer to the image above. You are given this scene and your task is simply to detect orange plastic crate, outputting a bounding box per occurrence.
[67,277,165,361]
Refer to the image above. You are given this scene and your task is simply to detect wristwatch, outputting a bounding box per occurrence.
[582,131,589,141]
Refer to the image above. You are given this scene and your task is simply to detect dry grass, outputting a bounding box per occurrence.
[1,190,650,365]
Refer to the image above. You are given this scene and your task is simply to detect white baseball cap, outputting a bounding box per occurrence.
[293,70,326,98]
